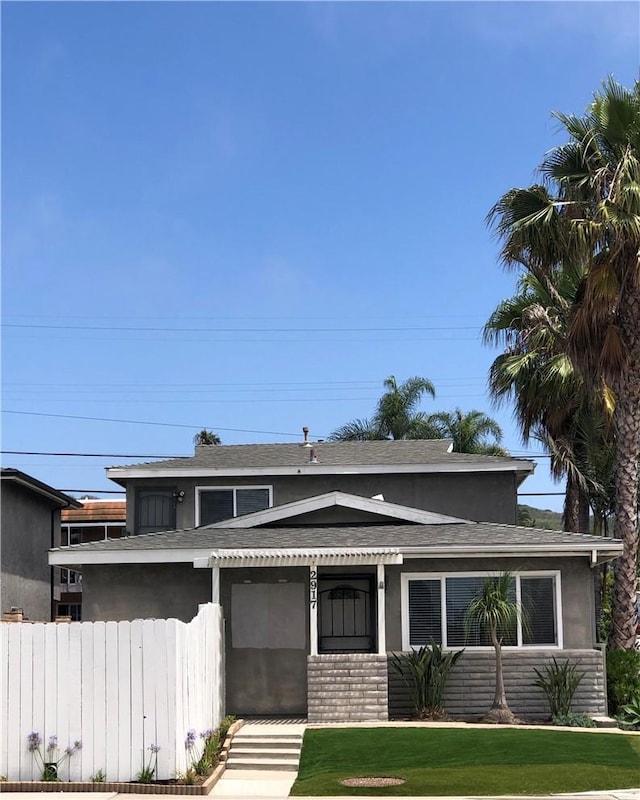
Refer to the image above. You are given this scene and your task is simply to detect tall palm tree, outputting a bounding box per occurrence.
[329,375,438,441]
[488,78,640,648]
[484,268,613,533]
[465,573,522,724]
[427,409,507,456]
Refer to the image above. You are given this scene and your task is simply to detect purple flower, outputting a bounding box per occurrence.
[73,740,82,751]
[185,730,197,749]
[200,729,213,740]
[65,746,74,757]
[47,735,58,752]
[148,744,161,754]
[27,732,42,752]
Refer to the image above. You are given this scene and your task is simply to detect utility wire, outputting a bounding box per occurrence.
[4,323,481,333]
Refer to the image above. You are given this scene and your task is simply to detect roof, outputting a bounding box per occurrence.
[1,469,82,509]
[61,500,126,523]
[49,521,623,566]
[106,440,535,483]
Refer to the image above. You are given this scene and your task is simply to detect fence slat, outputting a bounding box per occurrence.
[92,622,107,781]
[117,621,132,782]
[104,621,119,781]
[80,621,95,779]
[67,623,83,781]
[129,619,144,782]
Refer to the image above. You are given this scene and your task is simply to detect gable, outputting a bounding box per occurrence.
[206,491,469,528]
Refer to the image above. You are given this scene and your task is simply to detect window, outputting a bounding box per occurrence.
[403,572,561,650]
[135,488,176,534]
[197,487,271,525]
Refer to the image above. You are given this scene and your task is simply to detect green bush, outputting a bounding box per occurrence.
[551,713,596,728]
[532,658,585,717]
[606,649,640,715]
[619,696,640,729]
[390,641,464,718]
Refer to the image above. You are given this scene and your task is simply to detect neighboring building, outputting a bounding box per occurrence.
[1,468,80,621]
[50,437,622,721]
[57,499,126,620]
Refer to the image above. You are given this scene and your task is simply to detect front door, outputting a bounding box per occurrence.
[318,576,374,653]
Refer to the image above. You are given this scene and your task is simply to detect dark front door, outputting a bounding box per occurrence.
[318,576,374,653]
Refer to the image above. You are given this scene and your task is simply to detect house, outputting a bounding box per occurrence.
[49,437,622,721]
[1,468,80,621]
[57,498,126,619]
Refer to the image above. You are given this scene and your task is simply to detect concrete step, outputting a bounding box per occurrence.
[231,736,301,749]
[231,747,301,758]
[226,756,300,771]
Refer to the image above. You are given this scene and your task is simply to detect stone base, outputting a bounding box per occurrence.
[307,653,389,722]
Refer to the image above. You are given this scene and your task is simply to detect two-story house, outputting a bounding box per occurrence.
[50,437,622,721]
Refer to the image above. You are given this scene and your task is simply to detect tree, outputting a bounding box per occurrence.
[427,408,507,456]
[488,78,640,648]
[465,573,522,724]
[484,268,614,533]
[329,375,438,441]
[193,429,221,446]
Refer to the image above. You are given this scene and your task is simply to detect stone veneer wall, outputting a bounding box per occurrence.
[307,653,389,722]
[388,649,607,718]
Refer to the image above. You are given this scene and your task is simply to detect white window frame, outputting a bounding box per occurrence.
[195,485,273,526]
[401,570,563,651]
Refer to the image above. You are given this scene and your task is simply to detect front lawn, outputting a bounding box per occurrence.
[291,727,640,796]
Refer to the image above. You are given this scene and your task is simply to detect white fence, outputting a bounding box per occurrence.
[0,603,225,782]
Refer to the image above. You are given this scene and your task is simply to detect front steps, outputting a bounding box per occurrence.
[226,731,303,771]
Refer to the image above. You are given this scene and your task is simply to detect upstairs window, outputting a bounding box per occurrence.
[135,488,176,534]
[197,487,271,525]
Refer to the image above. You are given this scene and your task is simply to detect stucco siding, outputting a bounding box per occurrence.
[384,556,596,651]
[81,563,211,622]
[0,482,58,621]
[125,471,518,534]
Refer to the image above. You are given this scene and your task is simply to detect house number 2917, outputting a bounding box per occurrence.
[310,569,317,608]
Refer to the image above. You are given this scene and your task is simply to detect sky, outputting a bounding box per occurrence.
[2,1,639,510]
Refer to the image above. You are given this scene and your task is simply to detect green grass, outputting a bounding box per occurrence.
[291,727,640,796]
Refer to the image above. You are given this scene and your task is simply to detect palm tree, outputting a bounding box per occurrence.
[427,409,507,456]
[193,429,221,446]
[488,78,640,648]
[329,375,438,441]
[465,573,522,724]
[484,268,614,533]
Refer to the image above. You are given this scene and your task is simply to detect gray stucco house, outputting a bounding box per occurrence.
[1,468,80,621]
[50,439,622,721]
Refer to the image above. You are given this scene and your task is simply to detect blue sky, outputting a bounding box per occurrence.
[2,1,638,509]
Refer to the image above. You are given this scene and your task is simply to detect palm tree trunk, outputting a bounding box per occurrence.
[490,623,508,710]
[578,489,591,534]
[563,473,580,532]
[611,279,640,650]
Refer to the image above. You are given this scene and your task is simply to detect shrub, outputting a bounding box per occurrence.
[551,713,596,728]
[606,649,640,715]
[532,658,585,717]
[390,641,463,718]
[619,696,640,729]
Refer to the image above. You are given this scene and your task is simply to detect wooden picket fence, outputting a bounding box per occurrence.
[0,603,225,782]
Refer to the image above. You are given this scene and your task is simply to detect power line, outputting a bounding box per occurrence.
[2,410,306,437]
[4,323,481,333]
[1,450,181,459]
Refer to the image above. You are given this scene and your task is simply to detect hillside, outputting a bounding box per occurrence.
[517,504,563,531]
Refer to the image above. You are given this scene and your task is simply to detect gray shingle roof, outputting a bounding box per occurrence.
[107,439,533,472]
[51,522,621,554]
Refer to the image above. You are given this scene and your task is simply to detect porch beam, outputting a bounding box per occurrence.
[310,562,318,656]
[211,565,220,605]
[377,563,386,654]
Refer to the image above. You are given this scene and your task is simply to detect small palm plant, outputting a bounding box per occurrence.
[465,572,524,724]
[390,641,464,719]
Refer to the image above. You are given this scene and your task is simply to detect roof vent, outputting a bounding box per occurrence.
[300,426,313,447]
[310,448,318,464]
